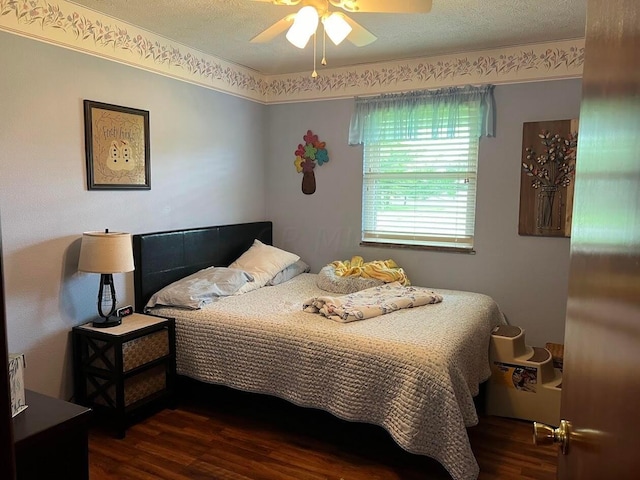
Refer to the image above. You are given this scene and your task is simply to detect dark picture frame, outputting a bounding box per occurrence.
[83,100,150,190]
[518,119,578,237]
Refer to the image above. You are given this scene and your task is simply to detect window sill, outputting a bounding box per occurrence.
[359,241,476,254]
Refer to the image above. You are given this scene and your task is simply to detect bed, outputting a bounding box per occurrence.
[133,221,505,480]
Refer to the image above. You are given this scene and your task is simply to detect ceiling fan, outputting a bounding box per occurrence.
[250,0,433,49]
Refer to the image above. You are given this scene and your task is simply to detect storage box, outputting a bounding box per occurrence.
[545,342,564,371]
[8,353,27,417]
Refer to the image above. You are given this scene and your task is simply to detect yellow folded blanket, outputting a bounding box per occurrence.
[330,256,410,286]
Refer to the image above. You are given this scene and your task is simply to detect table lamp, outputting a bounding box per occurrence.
[78,229,134,328]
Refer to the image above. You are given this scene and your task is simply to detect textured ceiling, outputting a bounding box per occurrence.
[68,0,587,75]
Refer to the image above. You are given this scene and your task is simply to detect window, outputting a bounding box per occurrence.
[349,85,495,251]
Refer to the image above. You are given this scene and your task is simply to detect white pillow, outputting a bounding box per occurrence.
[145,267,253,310]
[267,259,311,286]
[229,239,299,294]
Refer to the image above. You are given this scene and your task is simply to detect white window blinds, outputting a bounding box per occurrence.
[349,85,495,251]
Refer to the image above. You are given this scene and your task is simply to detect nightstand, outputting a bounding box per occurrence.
[72,313,176,437]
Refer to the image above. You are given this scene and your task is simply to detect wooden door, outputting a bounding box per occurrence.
[559,0,640,478]
[0,221,17,479]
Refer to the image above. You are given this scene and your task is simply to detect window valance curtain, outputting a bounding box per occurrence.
[348,85,495,146]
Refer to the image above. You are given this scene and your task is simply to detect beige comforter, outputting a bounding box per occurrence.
[150,273,505,480]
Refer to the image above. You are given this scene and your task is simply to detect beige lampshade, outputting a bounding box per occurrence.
[78,231,134,274]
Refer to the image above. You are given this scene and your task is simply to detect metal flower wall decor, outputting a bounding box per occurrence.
[294,130,329,195]
[518,119,579,237]
[522,130,577,190]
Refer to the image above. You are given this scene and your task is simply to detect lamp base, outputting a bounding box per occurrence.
[92,316,122,328]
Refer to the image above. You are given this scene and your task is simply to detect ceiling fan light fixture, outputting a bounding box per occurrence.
[285,25,312,48]
[285,5,319,48]
[322,12,352,45]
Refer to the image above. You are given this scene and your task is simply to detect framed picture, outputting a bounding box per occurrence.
[83,100,150,190]
[518,119,578,237]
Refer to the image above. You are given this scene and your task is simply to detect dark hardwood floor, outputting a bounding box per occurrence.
[88,383,558,480]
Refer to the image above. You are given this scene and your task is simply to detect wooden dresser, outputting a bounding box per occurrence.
[13,390,92,480]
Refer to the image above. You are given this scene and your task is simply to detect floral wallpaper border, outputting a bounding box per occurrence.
[265,39,584,102]
[0,0,584,104]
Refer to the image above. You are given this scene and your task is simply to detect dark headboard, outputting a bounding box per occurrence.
[133,221,272,312]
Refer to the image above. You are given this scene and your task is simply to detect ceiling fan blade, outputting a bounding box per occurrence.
[331,0,432,13]
[342,16,377,47]
[250,14,296,43]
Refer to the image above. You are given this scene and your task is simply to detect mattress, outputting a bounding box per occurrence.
[150,273,505,480]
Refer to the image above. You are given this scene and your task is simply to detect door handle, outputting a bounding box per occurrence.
[533,419,571,454]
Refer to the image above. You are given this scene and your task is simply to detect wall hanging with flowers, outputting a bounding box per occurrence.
[294,130,329,195]
[518,119,579,237]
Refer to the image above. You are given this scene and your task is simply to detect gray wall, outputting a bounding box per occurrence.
[266,79,582,348]
[0,32,266,398]
[1,29,582,399]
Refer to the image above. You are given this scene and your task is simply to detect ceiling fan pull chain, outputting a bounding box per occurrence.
[321,23,328,66]
[312,32,318,77]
